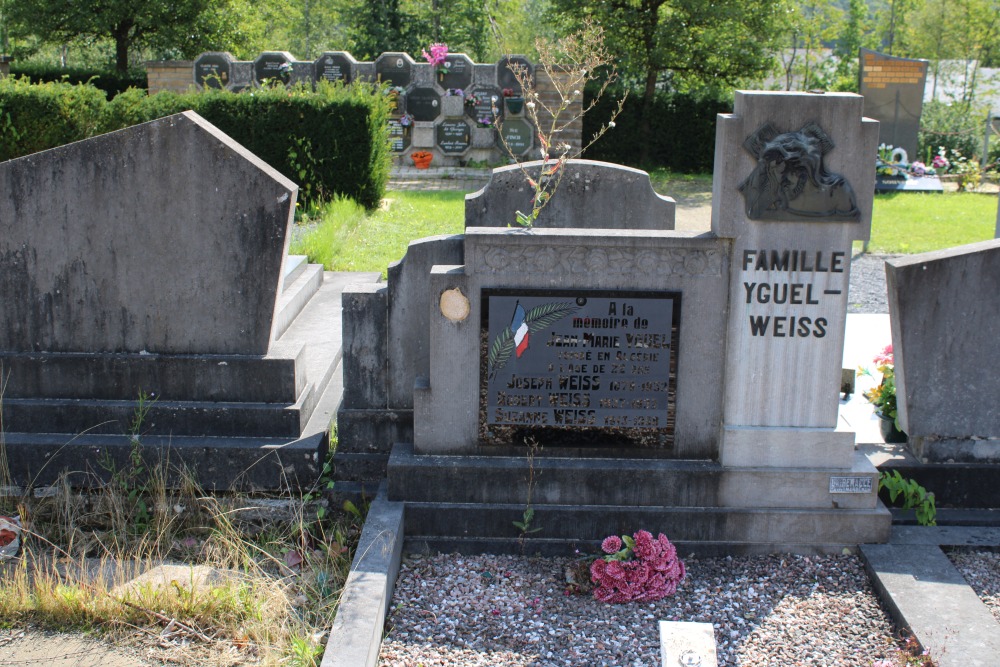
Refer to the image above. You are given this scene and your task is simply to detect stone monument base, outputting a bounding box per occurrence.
[1,260,365,491]
[387,443,890,555]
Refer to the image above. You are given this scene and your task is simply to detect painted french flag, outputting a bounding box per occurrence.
[510,303,530,358]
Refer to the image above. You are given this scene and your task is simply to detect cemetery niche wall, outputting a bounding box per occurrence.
[0,111,348,491]
[337,91,891,554]
[193,51,568,167]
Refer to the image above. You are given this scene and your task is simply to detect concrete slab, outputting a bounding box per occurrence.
[861,539,1000,667]
[321,482,404,667]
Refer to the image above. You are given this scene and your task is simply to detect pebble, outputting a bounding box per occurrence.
[378,553,902,667]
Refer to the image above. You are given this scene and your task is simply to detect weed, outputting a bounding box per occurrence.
[879,470,937,526]
[513,438,543,549]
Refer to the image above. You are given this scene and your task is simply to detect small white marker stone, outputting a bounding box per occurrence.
[660,621,718,667]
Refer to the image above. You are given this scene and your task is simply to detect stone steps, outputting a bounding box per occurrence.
[388,442,881,510]
[1,270,375,491]
[401,501,890,553]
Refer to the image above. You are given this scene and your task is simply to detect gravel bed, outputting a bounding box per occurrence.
[947,548,1000,624]
[378,552,900,667]
[847,254,898,314]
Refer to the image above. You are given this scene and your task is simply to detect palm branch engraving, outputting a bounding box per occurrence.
[488,301,579,378]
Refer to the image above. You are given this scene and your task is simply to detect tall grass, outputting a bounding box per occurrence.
[0,397,360,666]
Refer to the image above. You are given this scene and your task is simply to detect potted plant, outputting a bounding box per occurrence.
[502,87,524,115]
[410,150,433,169]
[858,345,906,443]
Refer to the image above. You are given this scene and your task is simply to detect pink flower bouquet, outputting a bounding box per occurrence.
[590,530,686,603]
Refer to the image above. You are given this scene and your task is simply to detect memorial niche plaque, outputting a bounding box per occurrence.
[254,51,293,85]
[374,53,412,88]
[439,53,473,90]
[437,120,471,154]
[497,55,533,95]
[498,117,533,156]
[388,118,411,152]
[314,52,353,83]
[480,289,679,449]
[465,87,502,124]
[194,53,232,89]
[407,86,441,122]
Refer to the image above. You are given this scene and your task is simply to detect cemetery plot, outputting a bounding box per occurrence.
[480,289,678,448]
[465,87,502,125]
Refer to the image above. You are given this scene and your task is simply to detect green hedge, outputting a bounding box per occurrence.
[583,86,732,173]
[9,63,147,99]
[0,78,391,210]
[0,78,107,157]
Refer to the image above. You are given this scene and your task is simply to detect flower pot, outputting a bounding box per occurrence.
[878,414,907,443]
[505,97,524,115]
[411,152,433,169]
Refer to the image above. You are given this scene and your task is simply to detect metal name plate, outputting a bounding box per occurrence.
[481,289,679,447]
[829,476,874,494]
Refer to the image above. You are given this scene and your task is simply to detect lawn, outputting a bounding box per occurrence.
[865,191,997,254]
[290,178,998,274]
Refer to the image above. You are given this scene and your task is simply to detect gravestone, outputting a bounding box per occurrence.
[465,160,675,230]
[714,91,877,469]
[194,52,234,89]
[254,51,295,85]
[339,95,888,553]
[436,119,471,154]
[439,53,473,91]
[374,52,414,88]
[314,51,356,83]
[0,111,346,490]
[406,86,441,122]
[886,240,1000,462]
[497,117,533,156]
[860,49,927,162]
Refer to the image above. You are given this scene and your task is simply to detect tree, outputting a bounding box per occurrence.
[0,0,262,72]
[549,0,786,162]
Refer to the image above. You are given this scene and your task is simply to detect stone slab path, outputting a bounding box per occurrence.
[860,527,1000,667]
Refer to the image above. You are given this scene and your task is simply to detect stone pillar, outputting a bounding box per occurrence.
[713,91,878,468]
[145,60,194,94]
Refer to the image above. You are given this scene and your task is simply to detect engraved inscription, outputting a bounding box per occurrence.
[829,476,874,494]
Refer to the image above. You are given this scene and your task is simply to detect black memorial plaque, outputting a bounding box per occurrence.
[860,48,927,161]
[254,51,293,85]
[480,289,679,449]
[314,52,353,83]
[194,52,233,89]
[407,86,441,122]
[465,87,502,124]
[497,55,533,95]
[437,120,471,154]
[388,118,411,153]
[498,117,533,156]
[439,53,473,90]
[375,53,413,88]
